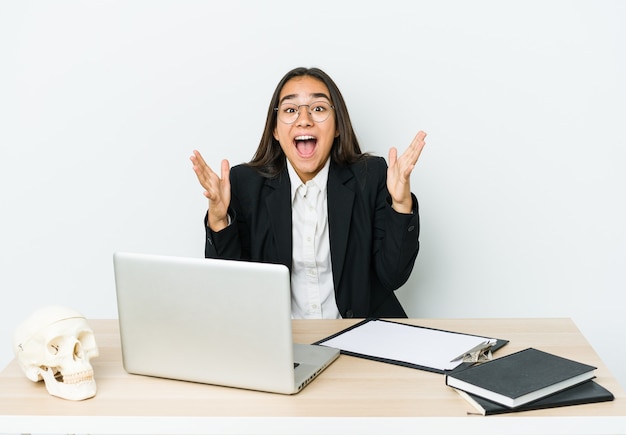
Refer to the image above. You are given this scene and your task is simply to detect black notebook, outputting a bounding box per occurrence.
[454,380,613,415]
[445,348,597,408]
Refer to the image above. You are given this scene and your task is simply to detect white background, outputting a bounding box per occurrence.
[1,0,624,390]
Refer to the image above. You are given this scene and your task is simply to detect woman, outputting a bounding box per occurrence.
[191,67,426,319]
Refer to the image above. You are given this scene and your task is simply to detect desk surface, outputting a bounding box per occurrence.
[1,318,625,434]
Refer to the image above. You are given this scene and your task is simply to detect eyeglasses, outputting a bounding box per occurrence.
[274,101,335,124]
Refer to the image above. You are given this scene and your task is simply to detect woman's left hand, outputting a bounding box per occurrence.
[387,130,427,214]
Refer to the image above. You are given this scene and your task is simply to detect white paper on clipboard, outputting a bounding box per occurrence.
[318,319,496,372]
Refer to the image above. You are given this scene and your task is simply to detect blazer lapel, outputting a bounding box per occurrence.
[264,172,293,269]
[327,163,355,289]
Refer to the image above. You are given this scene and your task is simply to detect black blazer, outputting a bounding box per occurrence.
[205,156,420,318]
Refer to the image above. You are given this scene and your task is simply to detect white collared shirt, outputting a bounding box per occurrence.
[286,159,341,319]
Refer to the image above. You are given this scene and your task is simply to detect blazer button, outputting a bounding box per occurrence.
[345,310,354,318]
[408,225,415,232]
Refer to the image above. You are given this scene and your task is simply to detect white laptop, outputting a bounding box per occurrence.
[113,252,339,394]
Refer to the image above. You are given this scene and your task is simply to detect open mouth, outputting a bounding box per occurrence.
[295,135,317,158]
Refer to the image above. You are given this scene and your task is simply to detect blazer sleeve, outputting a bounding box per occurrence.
[371,159,420,291]
[204,211,242,259]
[375,192,420,290]
[203,164,267,262]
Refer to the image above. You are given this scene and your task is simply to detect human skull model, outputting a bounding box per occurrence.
[13,305,99,400]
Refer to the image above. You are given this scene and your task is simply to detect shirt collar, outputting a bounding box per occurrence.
[286,158,330,204]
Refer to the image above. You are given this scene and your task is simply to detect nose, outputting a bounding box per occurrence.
[295,105,314,126]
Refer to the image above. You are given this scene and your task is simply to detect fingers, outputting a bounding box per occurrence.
[391,131,427,167]
[190,151,210,180]
[388,147,398,167]
[191,150,209,173]
[190,150,220,197]
[190,149,207,166]
[406,130,427,164]
[388,131,427,183]
[220,159,230,185]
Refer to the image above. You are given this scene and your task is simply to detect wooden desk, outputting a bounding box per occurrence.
[1,318,625,434]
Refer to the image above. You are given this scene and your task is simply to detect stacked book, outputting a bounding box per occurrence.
[445,347,614,415]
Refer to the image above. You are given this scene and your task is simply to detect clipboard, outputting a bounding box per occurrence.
[314,318,508,374]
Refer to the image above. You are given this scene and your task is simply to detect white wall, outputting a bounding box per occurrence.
[1,1,624,389]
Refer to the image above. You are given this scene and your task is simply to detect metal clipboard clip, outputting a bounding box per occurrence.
[450,339,497,364]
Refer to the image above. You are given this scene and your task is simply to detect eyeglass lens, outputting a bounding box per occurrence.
[276,102,333,124]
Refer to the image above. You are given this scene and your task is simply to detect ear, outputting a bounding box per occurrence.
[273,127,279,141]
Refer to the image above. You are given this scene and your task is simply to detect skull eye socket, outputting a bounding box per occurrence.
[46,337,85,359]
[47,337,63,355]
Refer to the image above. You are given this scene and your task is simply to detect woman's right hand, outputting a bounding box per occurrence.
[190,150,231,232]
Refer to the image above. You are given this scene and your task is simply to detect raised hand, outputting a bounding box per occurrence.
[387,131,427,214]
[190,150,231,231]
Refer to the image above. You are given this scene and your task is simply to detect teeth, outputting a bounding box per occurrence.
[295,136,315,141]
[58,370,95,384]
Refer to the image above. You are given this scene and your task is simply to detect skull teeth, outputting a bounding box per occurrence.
[57,370,95,384]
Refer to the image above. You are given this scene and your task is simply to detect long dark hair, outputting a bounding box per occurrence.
[247,67,365,177]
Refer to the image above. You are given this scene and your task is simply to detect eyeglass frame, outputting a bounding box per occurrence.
[274,101,336,124]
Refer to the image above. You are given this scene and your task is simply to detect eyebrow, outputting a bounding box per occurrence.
[279,92,331,105]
